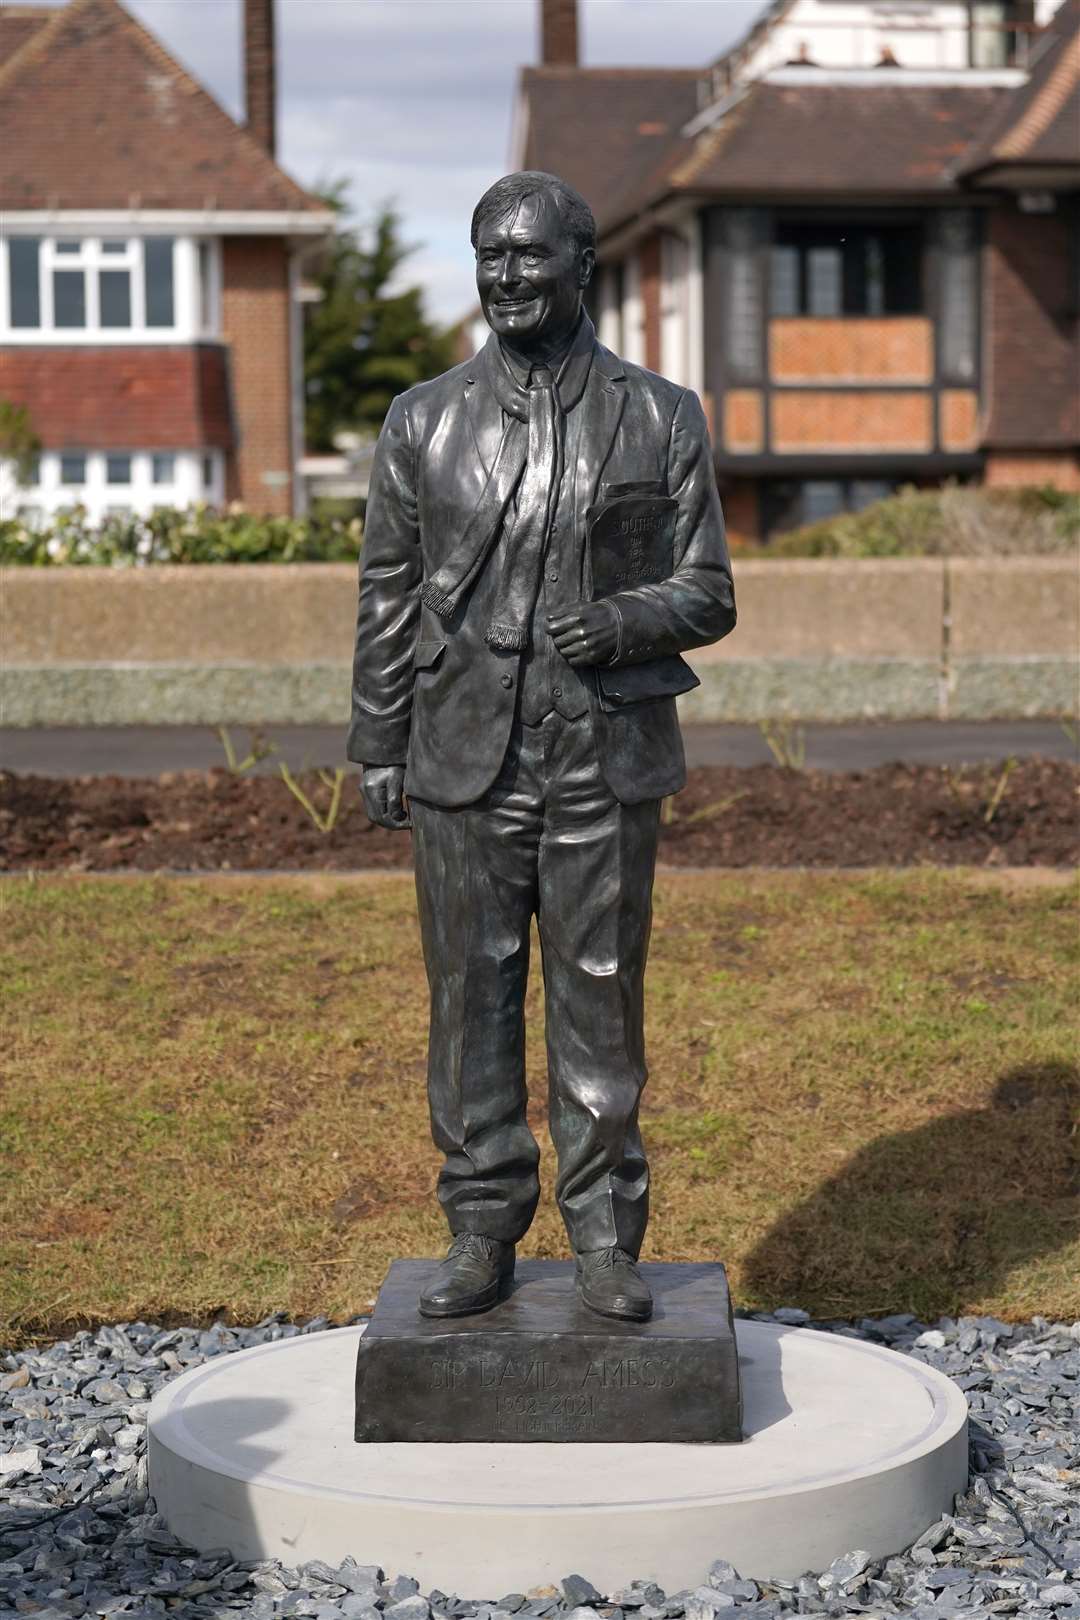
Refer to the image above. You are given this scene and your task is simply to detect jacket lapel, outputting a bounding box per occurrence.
[574,343,627,536]
[463,343,506,481]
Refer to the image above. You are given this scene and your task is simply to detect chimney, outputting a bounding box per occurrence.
[540,0,579,66]
[244,0,277,157]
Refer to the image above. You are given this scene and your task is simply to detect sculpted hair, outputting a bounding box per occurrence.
[470,171,596,258]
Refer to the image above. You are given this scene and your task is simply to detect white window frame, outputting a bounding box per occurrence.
[0,233,219,343]
[2,449,216,525]
[195,237,223,338]
[660,231,690,387]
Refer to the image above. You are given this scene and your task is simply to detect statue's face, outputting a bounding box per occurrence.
[475,190,593,353]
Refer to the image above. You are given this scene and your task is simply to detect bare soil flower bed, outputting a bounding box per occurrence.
[1,758,1076,870]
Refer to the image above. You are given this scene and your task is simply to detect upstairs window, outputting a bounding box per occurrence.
[3,236,178,335]
[771,223,923,317]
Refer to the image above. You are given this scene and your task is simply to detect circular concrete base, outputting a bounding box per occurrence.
[148,1322,967,1592]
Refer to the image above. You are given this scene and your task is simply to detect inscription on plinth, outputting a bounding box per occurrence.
[354,1260,742,1444]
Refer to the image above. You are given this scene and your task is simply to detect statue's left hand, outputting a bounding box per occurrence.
[360,763,411,830]
[547,600,620,668]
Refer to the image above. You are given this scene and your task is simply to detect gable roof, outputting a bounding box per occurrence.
[0,5,59,63]
[669,81,1011,199]
[958,0,1080,180]
[520,67,1013,239]
[518,1,1077,239]
[0,0,327,216]
[519,66,703,234]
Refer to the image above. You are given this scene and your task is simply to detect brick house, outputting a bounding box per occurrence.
[0,0,333,523]
[519,0,1079,541]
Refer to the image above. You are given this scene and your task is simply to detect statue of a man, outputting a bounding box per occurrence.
[348,172,735,1323]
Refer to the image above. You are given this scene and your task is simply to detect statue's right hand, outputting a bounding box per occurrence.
[360,763,411,830]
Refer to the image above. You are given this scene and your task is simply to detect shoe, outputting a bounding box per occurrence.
[575,1246,652,1321]
[418,1234,515,1318]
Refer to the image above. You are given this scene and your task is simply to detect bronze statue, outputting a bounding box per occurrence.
[348,172,735,1323]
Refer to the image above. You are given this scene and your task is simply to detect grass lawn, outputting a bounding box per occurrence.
[2,870,1076,1345]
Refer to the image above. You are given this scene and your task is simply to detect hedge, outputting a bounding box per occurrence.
[1,484,1077,566]
[0,504,363,567]
[748,484,1080,558]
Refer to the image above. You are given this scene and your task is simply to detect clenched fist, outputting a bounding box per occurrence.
[546,600,619,668]
[360,763,410,830]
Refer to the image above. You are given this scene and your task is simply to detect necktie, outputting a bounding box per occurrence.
[485,367,560,651]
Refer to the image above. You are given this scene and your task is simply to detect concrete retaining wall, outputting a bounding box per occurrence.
[2,557,1076,726]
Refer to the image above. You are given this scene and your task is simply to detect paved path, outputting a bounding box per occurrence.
[1,720,1074,777]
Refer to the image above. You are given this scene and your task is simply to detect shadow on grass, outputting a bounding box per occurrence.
[744,1061,1080,1320]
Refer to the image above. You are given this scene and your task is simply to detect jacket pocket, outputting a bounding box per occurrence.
[414,641,447,670]
[601,477,666,500]
[596,653,700,712]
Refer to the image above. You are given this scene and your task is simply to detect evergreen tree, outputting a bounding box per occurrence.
[304,184,455,452]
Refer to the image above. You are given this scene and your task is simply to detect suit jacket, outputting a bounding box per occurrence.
[347,335,736,807]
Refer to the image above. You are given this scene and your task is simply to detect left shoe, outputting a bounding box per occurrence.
[575,1246,652,1322]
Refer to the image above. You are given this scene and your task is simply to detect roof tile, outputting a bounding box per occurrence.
[0,343,236,450]
[0,0,325,214]
[960,0,1080,175]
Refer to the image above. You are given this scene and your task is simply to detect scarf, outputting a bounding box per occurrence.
[419,313,594,651]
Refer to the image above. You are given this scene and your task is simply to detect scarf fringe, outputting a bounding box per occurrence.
[486,622,529,652]
[420,581,458,619]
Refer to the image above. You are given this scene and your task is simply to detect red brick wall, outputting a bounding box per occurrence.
[723,389,764,453]
[640,233,662,373]
[772,391,933,453]
[719,478,760,547]
[940,390,980,453]
[985,452,1080,491]
[540,0,578,64]
[983,204,1080,452]
[244,0,277,157]
[770,318,933,383]
[221,236,293,514]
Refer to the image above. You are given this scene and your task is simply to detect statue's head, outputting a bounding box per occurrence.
[471,171,595,356]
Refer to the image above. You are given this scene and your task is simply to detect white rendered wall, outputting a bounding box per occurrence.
[735,0,1000,77]
[597,263,623,353]
[622,252,645,367]
[660,231,690,387]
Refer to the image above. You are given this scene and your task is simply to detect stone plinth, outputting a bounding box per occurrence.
[355,1260,741,1444]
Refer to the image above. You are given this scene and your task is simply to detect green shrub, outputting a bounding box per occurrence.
[0,503,364,566]
[755,484,1080,558]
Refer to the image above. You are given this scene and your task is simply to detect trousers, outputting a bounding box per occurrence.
[410,708,660,1254]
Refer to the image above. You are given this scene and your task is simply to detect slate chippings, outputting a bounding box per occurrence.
[1,1311,1078,1619]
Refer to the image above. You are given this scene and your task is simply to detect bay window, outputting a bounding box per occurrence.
[771,222,924,317]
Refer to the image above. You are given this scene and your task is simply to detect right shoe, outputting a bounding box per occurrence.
[418,1234,516,1318]
[575,1245,653,1321]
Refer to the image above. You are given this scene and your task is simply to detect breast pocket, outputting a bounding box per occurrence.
[601,478,666,500]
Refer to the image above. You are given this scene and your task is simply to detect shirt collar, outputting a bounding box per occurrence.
[498,312,593,408]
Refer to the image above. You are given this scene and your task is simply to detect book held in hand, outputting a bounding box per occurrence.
[586,493,701,710]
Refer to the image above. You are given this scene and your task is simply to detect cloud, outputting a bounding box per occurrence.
[18,0,761,320]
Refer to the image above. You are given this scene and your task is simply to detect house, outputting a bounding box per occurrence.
[517,0,1080,540]
[0,0,334,524]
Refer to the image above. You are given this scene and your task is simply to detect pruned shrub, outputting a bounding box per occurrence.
[0,503,363,566]
[749,484,1080,558]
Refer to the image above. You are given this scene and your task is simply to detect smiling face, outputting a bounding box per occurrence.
[475,190,594,359]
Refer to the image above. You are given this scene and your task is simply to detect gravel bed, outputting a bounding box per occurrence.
[2,1310,1078,1619]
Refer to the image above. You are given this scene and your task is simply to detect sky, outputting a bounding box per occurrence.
[20,0,761,322]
